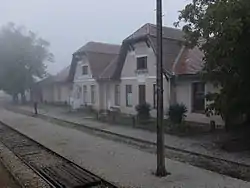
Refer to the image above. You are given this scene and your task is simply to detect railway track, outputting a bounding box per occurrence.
[0,121,118,188]
[6,107,250,182]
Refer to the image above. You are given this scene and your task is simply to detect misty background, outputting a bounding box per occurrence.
[0,0,190,74]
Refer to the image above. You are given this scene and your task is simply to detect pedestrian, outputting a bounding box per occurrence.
[34,101,38,115]
[33,95,38,115]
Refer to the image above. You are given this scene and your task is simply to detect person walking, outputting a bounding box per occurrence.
[33,92,39,115]
[34,100,38,115]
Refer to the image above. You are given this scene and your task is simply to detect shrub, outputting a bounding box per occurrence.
[167,103,187,124]
[135,103,151,120]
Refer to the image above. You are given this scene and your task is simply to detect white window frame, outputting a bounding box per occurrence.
[82,65,88,75]
[191,82,205,113]
[126,85,133,107]
[91,85,96,104]
[76,86,82,99]
[136,56,148,70]
[114,84,120,106]
[83,85,88,104]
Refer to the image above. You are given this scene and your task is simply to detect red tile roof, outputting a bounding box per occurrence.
[69,24,204,82]
[174,46,204,75]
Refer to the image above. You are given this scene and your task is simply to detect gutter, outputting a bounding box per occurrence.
[172,45,185,76]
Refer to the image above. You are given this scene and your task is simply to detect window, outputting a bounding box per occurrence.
[153,84,157,108]
[192,82,205,112]
[91,85,96,104]
[126,85,132,107]
[115,85,120,106]
[137,56,147,70]
[138,85,146,105]
[82,65,88,75]
[76,86,82,99]
[83,85,87,103]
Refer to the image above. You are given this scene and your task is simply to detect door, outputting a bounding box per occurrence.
[192,82,205,112]
[138,85,146,105]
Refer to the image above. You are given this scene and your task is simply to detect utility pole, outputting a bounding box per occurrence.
[156,0,167,177]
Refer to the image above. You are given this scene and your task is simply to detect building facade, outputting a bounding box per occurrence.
[36,66,71,105]
[68,23,223,125]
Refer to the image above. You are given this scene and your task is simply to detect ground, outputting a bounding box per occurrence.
[0,107,250,188]
[0,162,20,188]
[18,104,250,165]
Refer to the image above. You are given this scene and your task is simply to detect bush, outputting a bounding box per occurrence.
[167,103,187,124]
[135,103,151,120]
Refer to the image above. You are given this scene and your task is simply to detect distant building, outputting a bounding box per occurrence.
[0,90,12,102]
[35,66,72,105]
[68,41,120,109]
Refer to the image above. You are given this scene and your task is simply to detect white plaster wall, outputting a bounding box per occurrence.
[71,55,101,110]
[175,80,224,125]
[42,85,54,103]
[72,81,100,110]
[121,42,156,78]
[176,81,192,113]
[54,84,71,104]
[118,41,170,116]
[74,55,92,82]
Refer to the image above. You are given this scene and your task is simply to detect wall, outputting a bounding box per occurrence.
[121,42,156,78]
[41,83,71,104]
[95,81,120,111]
[41,85,54,103]
[175,79,223,125]
[74,55,92,81]
[53,84,71,104]
[72,80,100,110]
[71,55,100,110]
[176,80,192,112]
[119,41,170,115]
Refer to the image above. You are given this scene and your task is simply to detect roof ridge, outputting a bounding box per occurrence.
[75,41,120,55]
[147,23,183,31]
[124,23,184,42]
[148,34,184,42]
[84,51,120,55]
[86,41,120,46]
[172,46,186,75]
[124,23,151,40]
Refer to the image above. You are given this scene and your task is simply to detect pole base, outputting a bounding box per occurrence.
[155,168,170,177]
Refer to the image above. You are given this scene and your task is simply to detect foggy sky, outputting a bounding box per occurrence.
[0,0,190,74]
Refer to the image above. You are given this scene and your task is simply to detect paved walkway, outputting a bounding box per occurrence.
[17,105,250,166]
[0,108,249,188]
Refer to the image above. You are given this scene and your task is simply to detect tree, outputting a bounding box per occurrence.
[0,23,53,102]
[176,0,250,130]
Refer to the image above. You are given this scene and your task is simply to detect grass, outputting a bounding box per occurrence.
[96,112,210,137]
[98,113,135,127]
[25,103,212,137]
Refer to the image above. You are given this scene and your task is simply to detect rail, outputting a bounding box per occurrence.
[0,120,118,188]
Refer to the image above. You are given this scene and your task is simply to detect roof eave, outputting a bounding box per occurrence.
[175,73,202,81]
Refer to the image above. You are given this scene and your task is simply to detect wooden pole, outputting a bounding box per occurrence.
[156,0,167,177]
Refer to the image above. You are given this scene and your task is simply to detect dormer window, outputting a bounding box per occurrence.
[137,56,147,70]
[82,65,88,75]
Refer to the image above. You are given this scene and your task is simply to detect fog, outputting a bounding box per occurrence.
[0,0,190,74]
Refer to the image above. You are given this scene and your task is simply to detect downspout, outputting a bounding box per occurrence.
[162,69,174,108]
[172,46,185,75]
[170,45,185,105]
[68,54,81,110]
